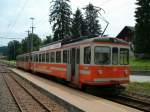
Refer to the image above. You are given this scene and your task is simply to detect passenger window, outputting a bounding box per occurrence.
[51,52,55,63]
[76,48,80,64]
[46,53,49,62]
[84,47,91,64]
[39,54,42,62]
[95,46,111,65]
[56,51,61,63]
[112,47,118,65]
[36,54,38,62]
[26,56,28,62]
[42,53,45,62]
[63,50,68,63]
[120,48,129,65]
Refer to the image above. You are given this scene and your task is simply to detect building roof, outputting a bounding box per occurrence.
[116,26,135,40]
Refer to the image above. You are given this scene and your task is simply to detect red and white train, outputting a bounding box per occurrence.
[17,37,130,89]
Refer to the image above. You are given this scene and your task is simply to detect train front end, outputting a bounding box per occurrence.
[81,38,130,87]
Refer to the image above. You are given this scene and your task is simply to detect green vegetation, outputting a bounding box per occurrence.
[125,82,150,96]
[134,0,150,58]
[0,60,16,67]
[130,57,150,71]
[0,46,8,56]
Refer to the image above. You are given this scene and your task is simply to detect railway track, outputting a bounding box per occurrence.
[2,68,67,112]
[1,64,150,112]
[103,94,150,112]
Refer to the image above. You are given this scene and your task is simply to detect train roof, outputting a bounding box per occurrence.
[17,37,129,57]
[41,36,128,47]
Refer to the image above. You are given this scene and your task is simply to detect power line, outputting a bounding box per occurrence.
[100,0,114,6]
[0,36,23,40]
[5,0,29,36]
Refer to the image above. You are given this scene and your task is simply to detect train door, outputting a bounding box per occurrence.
[66,48,80,84]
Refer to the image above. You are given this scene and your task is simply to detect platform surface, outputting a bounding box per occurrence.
[12,68,142,112]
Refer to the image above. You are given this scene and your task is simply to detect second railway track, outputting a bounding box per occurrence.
[2,69,67,112]
[103,94,150,112]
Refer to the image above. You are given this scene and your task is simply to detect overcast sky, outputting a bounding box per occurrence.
[0,0,137,46]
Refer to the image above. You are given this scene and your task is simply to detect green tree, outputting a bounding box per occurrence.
[49,0,72,41]
[84,3,102,36]
[21,33,42,53]
[43,35,53,45]
[8,40,21,60]
[134,0,150,58]
[71,8,88,38]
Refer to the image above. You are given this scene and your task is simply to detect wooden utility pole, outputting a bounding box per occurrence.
[30,17,35,52]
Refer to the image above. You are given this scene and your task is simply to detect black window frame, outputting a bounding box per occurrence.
[112,47,119,65]
[56,51,61,63]
[51,52,55,63]
[94,46,111,65]
[84,46,91,64]
[63,50,68,63]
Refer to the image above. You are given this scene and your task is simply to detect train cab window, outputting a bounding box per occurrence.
[95,46,111,65]
[56,51,61,63]
[51,52,55,63]
[42,53,45,62]
[63,50,68,63]
[112,47,118,65]
[84,47,91,64]
[120,48,129,65]
[46,53,49,62]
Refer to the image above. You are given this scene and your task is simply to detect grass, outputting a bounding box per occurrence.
[125,82,150,96]
[130,57,150,71]
[0,59,16,66]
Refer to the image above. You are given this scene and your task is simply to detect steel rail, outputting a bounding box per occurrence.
[2,73,24,112]
[104,94,150,112]
[10,73,52,112]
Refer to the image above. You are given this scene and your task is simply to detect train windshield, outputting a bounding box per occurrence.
[94,46,111,65]
[120,48,129,65]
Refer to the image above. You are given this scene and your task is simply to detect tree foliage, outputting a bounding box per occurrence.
[84,3,102,36]
[21,33,42,53]
[0,46,8,56]
[71,8,88,38]
[49,0,72,41]
[42,35,52,45]
[134,0,150,58]
[8,40,21,60]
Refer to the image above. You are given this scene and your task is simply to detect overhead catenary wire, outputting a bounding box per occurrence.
[5,0,29,37]
[0,36,23,40]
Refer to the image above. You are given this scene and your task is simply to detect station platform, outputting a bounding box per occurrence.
[11,68,142,112]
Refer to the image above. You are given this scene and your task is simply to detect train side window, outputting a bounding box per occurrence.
[94,46,111,65]
[36,54,38,62]
[51,52,55,63]
[39,54,42,62]
[112,47,118,65]
[76,48,80,64]
[33,55,35,62]
[46,53,49,62]
[84,46,91,64]
[26,56,29,62]
[56,51,61,63]
[63,50,68,63]
[120,48,129,65]
[42,53,45,62]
